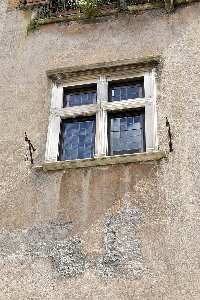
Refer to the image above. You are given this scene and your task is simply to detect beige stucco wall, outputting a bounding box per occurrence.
[0,2,199,299]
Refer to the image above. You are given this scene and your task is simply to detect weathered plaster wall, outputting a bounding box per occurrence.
[0,3,199,299]
[0,0,8,42]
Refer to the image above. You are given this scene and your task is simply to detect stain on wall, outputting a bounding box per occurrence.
[0,208,142,277]
[0,221,75,259]
[99,208,142,277]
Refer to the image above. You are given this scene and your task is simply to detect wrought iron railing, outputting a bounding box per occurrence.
[19,0,164,18]
[50,0,79,12]
[49,0,121,13]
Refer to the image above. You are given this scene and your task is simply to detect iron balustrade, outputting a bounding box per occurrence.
[19,0,134,14]
[19,0,164,18]
[50,0,79,12]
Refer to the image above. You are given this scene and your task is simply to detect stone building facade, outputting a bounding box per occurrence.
[0,0,199,299]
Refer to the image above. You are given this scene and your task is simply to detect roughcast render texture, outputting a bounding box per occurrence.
[0,1,199,299]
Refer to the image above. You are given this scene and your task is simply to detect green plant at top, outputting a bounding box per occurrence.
[27,8,51,34]
[27,18,39,34]
[79,0,100,19]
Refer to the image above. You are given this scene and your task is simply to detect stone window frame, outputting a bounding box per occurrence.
[44,58,165,171]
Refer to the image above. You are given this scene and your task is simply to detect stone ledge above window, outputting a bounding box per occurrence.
[17,0,198,23]
[42,151,166,171]
[46,56,161,84]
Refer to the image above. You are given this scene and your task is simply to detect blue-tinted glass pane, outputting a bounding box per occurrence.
[111,82,143,102]
[62,120,95,160]
[110,114,143,155]
[65,91,96,107]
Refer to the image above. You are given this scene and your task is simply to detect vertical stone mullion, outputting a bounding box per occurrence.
[95,75,108,157]
[45,84,63,161]
[45,115,61,161]
[144,71,157,152]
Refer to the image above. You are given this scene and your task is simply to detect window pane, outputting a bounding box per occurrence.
[64,87,96,107]
[109,111,144,156]
[110,81,143,102]
[61,119,95,160]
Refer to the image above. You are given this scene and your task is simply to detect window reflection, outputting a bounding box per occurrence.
[109,110,145,156]
[111,81,143,102]
[64,87,96,107]
[61,118,95,160]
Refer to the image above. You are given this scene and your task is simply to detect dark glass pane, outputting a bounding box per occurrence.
[64,88,96,107]
[61,119,95,160]
[111,81,143,102]
[109,111,144,156]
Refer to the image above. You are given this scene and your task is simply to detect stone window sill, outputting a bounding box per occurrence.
[42,151,166,171]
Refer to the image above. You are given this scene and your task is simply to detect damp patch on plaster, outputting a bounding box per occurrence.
[0,208,143,277]
[51,238,87,277]
[0,221,75,259]
[98,208,143,276]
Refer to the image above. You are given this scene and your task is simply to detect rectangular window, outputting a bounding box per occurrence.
[60,117,95,160]
[63,86,96,107]
[109,80,144,102]
[45,62,157,163]
[108,109,145,156]
[59,79,146,161]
